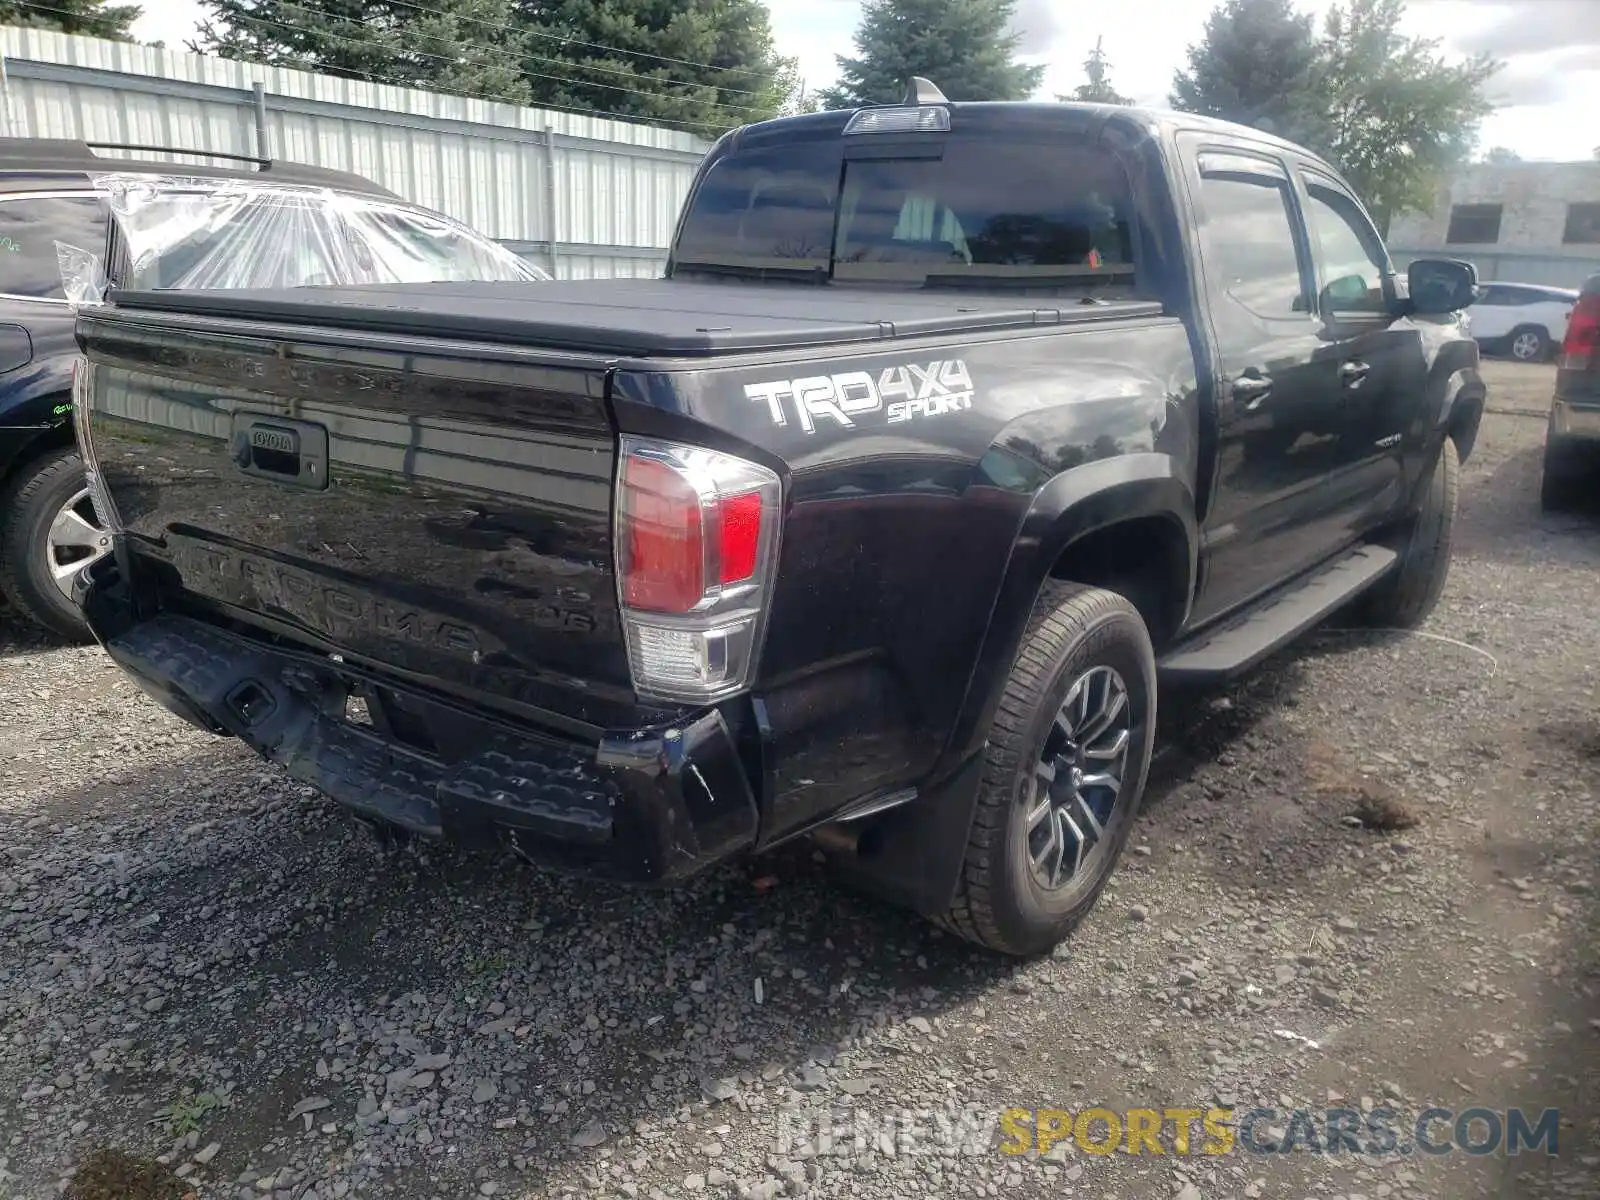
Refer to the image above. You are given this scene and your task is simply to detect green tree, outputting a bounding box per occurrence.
[1060,36,1130,105]
[0,0,140,38]
[197,1,790,134]
[513,0,793,135]
[196,2,472,92]
[1318,0,1497,228]
[1169,0,1329,146]
[1484,146,1521,165]
[818,0,1045,108]
[1171,0,1498,226]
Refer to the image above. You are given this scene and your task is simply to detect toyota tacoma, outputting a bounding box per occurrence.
[71,83,1485,955]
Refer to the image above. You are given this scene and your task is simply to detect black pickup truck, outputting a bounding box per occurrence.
[73,84,1485,955]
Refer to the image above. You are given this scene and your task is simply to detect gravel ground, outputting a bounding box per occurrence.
[2,359,1597,1200]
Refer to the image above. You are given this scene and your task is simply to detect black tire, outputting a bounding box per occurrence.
[1359,437,1459,629]
[1508,325,1550,363]
[1540,426,1587,513]
[0,448,97,641]
[938,581,1156,956]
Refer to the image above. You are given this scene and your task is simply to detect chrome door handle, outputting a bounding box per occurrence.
[1340,360,1370,387]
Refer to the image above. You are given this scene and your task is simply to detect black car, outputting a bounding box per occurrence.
[1541,272,1600,510]
[0,138,543,639]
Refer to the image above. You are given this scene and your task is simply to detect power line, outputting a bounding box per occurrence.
[280,0,771,111]
[10,1,735,134]
[211,2,767,115]
[12,1,751,131]
[374,0,778,88]
[219,0,774,100]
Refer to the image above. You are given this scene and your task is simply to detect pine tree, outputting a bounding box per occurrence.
[1168,0,1329,146]
[195,1,791,134]
[0,0,140,39]
[1060,37,1130,105]
[196,2,433,87]
[405,0,532,104]
[818,0,1045,108]
[512,0,793,135]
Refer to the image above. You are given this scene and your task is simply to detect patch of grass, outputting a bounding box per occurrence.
[64,1148,193,1200]
[471,949,509,975]
[150,1090,224,1137]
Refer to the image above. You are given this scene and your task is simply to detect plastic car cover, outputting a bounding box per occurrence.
[63,172,547,304]
[56,240,107,308]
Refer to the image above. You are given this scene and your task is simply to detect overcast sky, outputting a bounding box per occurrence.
[133,0,1598,161]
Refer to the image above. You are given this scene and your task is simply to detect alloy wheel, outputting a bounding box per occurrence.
[1026,665,1133,890]
[1511,332,1543,361]
[45,487,111,600]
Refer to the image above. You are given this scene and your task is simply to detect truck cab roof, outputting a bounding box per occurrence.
[731,99,1316,160]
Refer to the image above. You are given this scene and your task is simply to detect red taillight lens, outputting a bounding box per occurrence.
[620,455,706,613]
[1562,295,1600,367]
[713,490,763,586]
[618,449,774,613]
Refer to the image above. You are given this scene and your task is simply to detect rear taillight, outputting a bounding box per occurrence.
[616,437,781,703]
[1561,294,1600,370]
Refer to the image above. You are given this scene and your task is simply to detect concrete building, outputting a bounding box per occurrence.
[1387,161,1600,289]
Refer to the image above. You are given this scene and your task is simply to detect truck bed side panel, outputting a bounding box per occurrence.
[612,315,1200,840]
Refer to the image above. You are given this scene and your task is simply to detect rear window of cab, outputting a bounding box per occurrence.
[672,130,1140,296]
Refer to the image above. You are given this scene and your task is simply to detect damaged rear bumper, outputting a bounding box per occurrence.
[85,585,759,884]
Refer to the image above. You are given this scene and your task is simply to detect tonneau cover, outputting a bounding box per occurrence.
[107,277,1161,357]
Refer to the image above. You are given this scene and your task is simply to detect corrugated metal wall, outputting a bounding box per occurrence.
[0,27,709,279]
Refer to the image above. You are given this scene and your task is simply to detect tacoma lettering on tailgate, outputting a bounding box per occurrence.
[174,543,481,657]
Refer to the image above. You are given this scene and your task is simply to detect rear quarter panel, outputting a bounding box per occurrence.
[613,316,1199,840]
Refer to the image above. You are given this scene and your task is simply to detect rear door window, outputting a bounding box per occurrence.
[0,194,106,300]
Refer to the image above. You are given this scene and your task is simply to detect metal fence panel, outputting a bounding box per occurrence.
[0,26,706,279]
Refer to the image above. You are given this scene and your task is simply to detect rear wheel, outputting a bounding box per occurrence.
[1359,437,1458,629]
[938,582,1156,956]
[0,449,106,641]
[1509,326,1550,363]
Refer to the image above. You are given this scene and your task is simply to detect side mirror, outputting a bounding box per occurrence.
[1319,272,1378,317]
[1407,257,1478,315]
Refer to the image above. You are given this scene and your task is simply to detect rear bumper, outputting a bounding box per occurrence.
[81,575,759,884]
[1552,397,1600,443]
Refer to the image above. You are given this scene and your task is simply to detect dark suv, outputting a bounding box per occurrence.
[1541,272,1600,510]
[0,138,543,639]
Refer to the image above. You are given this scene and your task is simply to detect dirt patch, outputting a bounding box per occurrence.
[64,1148,194,1200]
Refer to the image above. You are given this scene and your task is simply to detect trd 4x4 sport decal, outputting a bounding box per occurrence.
[743,360,974,434]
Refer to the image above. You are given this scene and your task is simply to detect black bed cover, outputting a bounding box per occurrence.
[107,278,1163,358]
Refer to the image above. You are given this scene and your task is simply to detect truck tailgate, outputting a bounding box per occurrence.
[77,307,636,731]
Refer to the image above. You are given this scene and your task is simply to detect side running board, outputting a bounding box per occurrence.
[1158,544,1398,684]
